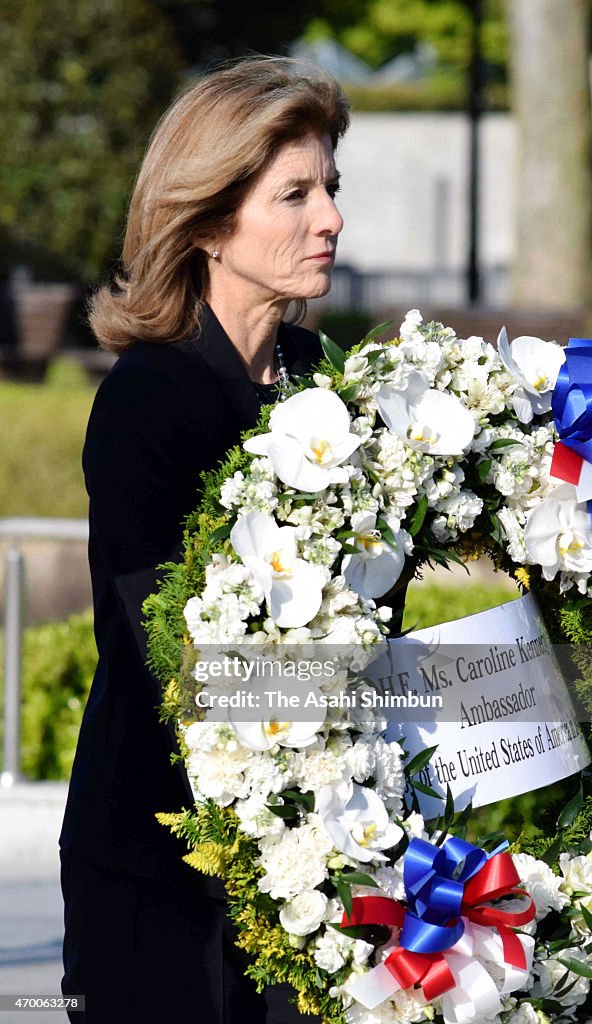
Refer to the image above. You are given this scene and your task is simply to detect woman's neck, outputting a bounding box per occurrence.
[205,292,289,385]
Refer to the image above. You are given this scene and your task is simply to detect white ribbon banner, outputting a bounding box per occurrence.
[366,593,591,810]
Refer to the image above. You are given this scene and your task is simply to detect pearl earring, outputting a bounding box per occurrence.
[210,250,220,260]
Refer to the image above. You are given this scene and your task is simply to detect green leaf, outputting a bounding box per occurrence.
[336,879,352,919]
[444,784,455,827]
[339,871,379,888]
[266,804,298,820]
[319,330,346,373]
[280,789,315,812]
[377,516,399,550]
[453,799,474,831]
[557,782,584,828]
[580,903,592,932]
[557,956,592,980]
[406,745,439,777]
[541,834,565,866]
[341,543,361,555]
[489,437,525,451]
[209,521,232,545]
[412,781,441,800]
[361,319,397,344]
[291,374,315,389]
[337,384,359,403]
[408,495,429,536]
[477,458,492,482]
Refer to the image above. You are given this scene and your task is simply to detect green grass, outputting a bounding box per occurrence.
[403,579,518,632]
[0,361,94,517]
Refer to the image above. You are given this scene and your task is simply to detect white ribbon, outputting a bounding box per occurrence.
[344,918,534,1022]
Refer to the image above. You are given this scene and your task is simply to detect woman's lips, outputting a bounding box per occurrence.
[306,252,335,262]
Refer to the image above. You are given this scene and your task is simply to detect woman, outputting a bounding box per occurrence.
[60,57,349,1023]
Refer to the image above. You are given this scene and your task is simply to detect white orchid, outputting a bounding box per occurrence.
[341,511,412,600]
[524,483,592,580]
[229,710,326,751]
[244,388,362,492]
[316,781,403,863]
[375,371,475,455]
[497,327,566,424]
[230,511,325,628]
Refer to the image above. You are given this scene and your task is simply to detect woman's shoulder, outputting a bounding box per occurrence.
[86,340,210,452]
[93,339,206,410]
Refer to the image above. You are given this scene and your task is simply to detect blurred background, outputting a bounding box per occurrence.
[1,2,589,1008]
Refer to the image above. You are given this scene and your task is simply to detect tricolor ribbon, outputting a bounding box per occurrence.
[341,837,535,1022]
[550,338,592,501]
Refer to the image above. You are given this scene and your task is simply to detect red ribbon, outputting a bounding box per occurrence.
[551,440,583,486]
[461,852,536,970]
[342,899,456,1000]
[341,852,536,995]
[384,947,455,1001]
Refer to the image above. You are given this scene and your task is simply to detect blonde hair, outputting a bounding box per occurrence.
[89,56,350,353]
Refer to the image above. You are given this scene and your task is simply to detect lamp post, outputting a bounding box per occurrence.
[467,0,485,304]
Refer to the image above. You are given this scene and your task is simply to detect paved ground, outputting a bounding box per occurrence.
[0,784,67,1023]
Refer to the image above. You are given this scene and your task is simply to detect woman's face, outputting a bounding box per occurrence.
[214,132,343,305]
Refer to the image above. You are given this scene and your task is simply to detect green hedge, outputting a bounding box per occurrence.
[0,609,96,780]
[345,79,509,113]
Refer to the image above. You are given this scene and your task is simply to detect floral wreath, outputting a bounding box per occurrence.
[145,312,592,1024]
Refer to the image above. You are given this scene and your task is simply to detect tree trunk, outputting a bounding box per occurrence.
[506,0,592,309]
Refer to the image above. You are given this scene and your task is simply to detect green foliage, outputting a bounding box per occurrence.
[345,77,509,112]
[0,610,96,780]
[303,0,508,77]
[0,377,93,517]
[0,0,185,283]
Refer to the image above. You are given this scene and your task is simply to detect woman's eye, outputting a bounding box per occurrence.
[284,189,305,202]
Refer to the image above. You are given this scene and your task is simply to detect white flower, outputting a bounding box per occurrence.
[317,781,403,863]
[230,709,326,752]
[512,853,570,920]
[244,389,362,492]
[532,948,591,1007]
[230,511,325,627]
[293,741,351,792]
[235,794,286,839]
[279,889,328,936]
[257,819,333,900]
[524,484,592,581]
[505,1006,539,1024]
[376,371,475,456]
[497,327,565,423]
[399,308,424,343]
[342,511,412,600]
[559,851,592,932]
[186,743,252,805]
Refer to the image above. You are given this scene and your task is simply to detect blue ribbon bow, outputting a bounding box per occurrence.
[552,338,592,464]
[399,836,508,956]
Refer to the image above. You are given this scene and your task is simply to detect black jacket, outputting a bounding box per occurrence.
[59,305,325,880]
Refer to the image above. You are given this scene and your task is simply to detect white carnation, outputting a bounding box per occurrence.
[235,794,286,840]
[512,853,570,920]
[257,819,333,900]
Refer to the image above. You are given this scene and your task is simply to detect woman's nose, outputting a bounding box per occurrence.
[314,191,344,237]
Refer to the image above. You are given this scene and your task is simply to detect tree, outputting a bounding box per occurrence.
[0,0,185,284]
[506,0,592,309]
[301,0,508,79]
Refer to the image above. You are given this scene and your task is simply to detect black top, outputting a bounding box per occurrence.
[59,305,324,881]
